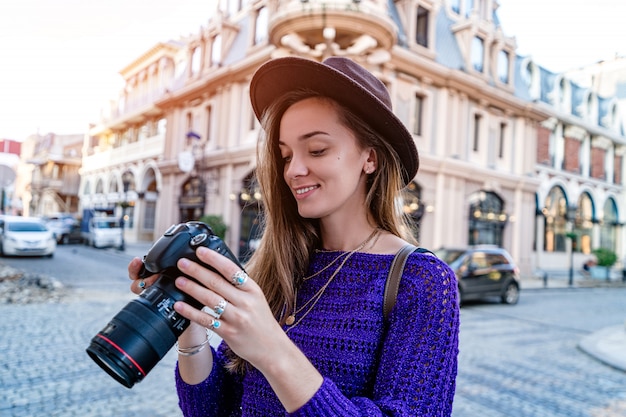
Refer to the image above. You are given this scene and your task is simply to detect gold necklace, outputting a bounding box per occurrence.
[285,228,380,331]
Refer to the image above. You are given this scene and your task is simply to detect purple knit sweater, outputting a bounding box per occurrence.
[175,250,460,416]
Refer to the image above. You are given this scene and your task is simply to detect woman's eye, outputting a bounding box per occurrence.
[310,149,326,156]
[282,155,292,162]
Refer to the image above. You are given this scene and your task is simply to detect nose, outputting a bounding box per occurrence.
[284,153,308,179]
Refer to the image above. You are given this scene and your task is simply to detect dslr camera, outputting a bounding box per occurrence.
[86,221,243,388]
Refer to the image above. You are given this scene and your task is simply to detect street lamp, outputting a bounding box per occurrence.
[566,205,578,287]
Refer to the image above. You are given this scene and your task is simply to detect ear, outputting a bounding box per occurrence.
[363,148,377,174]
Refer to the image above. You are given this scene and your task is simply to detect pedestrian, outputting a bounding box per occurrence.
[129,56,460,416]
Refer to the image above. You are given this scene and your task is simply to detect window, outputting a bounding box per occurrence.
[450,0,460,14]
[205,105,212,143]
[600,198,618,252]
[543,186,568,252]
[401,181,425,241]
[157,118,166,135]
[472,113,481,151]
[211,34,222,66]
[468,191,507,246]
[498,123,506,158]
[191,46,201,75]
[413,94,424,136]
[497,50,509,83]
[416,6,429,47]
[465,0,474,17]
[575,193,594,254]
[254,7,268,45]
[471,37,484,72]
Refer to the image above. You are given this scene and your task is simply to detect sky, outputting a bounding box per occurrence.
[1,0,626,141]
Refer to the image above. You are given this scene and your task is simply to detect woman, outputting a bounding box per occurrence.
[129,56,459,416]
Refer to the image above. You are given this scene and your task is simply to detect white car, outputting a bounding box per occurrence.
[0,216,56,257]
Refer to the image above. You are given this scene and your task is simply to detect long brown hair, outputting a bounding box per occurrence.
[225,89,417,373]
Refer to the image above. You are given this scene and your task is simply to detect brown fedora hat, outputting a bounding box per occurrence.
[250,56,419,186]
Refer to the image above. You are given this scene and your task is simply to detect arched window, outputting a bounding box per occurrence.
[543,186,568,252]
[468,191,507,246]
[600,197,619,252]
[179,176,206,223]
[238,171,263,262]
[95,179,104,194]
[575,192,594,254]
[401,181,425,241]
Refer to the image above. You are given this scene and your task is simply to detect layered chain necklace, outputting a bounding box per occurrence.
[284,228,380,332]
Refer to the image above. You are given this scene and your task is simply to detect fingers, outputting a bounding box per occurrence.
[128,257,143,280]
[128,257,159,294]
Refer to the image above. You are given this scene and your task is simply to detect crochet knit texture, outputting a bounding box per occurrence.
[175,251,460,416]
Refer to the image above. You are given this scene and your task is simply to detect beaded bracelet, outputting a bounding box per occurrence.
[175,329,213,357]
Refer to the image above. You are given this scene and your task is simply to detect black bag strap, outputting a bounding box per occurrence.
[383,245,433,320]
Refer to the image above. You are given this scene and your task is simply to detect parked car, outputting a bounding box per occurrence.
[43,214,77,244]
[0,216,56,257]
[435,246,520,305]
[84,217,123,249]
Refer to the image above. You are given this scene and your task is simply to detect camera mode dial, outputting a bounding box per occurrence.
[190,233,208,247]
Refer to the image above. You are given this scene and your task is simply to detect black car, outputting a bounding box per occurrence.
[435,246,520,305]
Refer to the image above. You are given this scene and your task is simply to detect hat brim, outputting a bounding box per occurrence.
[250,57,418,186]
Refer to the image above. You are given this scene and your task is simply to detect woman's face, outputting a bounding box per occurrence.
[278,97,374,221]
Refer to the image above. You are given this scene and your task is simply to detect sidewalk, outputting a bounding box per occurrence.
[579,324,626,373]
[520,272,626,373]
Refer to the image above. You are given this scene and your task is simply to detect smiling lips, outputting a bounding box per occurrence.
[295,185,319,197]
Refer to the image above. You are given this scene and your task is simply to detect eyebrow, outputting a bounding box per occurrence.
[278,130,329,146]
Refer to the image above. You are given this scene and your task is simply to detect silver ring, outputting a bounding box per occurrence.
[213,299,227,318]
[210,318,221,329]
[231,270,249,287]
[138,279,146,289]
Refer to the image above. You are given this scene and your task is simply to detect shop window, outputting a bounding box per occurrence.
[600,198,619,253]
[543,186,568,252]
[401,181,425,241]
[468,191,507,246]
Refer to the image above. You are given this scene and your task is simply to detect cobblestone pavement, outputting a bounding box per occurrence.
[452,303,626,417]
[2,258,626,416]
[0,289,184,417]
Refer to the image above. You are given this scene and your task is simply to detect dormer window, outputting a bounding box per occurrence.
[465,0,474,17]
[497,50,509,84]
[211,34,222,66]
[416,6,429,47]
[471,36,484,72]
[450,0,460,14]
[191,47,201,75]
[254,6,269,45]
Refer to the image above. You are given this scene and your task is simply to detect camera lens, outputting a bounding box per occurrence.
[86,221,243,388]
[86,275,198,388]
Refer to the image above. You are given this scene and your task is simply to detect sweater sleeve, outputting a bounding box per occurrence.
[289,252,460,417]
[175,343,244,417]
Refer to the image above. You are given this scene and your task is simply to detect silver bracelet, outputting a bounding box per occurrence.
[175,329,213,357]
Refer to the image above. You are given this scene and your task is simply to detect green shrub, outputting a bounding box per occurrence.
[592,248,617,267]
[199,214,227,239]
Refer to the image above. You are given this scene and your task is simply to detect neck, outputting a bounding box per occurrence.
[319,223,379,252]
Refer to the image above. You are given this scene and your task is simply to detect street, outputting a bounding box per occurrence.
[1,244,625,416]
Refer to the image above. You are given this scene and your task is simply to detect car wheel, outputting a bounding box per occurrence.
[501,282,519,305]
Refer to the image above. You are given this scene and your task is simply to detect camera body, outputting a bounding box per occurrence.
[86,221,243,388]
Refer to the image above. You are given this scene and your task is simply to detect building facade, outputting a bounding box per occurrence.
[79,0,625,276]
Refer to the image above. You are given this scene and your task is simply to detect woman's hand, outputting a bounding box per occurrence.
[173,246,286,370]
[128,257,159,294]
